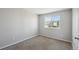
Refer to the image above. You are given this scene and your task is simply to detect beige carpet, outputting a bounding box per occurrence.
[2,36,72,50]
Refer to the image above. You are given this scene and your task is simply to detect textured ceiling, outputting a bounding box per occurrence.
[25,8,70,14]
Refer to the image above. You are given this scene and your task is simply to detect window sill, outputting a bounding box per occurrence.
[44,27,60,29]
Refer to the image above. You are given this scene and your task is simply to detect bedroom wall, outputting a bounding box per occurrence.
[0,8,38,49]
[39,9,72,42]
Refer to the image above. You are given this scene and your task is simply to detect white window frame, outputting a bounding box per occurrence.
[44,16,60,29]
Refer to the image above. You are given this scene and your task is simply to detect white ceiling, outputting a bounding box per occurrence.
[25,8,70,15]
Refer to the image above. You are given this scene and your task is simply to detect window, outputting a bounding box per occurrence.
[44,16,60,28]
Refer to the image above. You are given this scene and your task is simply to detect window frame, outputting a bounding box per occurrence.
[44,16,60,29]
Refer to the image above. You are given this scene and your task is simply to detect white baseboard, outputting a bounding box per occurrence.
[0,35,38,49]
[39,34,72,43]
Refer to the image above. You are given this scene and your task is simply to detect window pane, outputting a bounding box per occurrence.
[44,16,60,28]
[44,16,51,28]
[52,16,60,21]
[52,16,60,27]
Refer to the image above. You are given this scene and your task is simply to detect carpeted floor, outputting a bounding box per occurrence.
[2,35,72,50]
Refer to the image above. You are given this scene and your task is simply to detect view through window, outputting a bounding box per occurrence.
[44,16,60,28]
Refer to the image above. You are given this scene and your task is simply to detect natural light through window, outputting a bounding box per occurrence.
[44,16,60,28]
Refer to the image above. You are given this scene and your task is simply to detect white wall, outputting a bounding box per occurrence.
[39,9,72,42]
[0,8,38,49]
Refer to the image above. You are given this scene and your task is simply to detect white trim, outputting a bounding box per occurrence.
[39,34,72,43]
[0,35,38,49]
